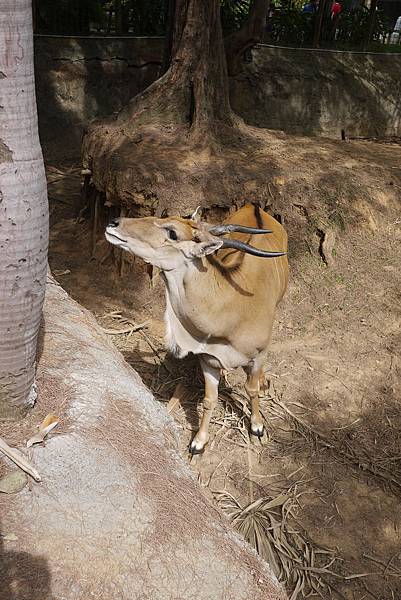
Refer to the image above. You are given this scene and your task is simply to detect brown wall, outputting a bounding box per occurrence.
[35,36,163,160]
[230,44,401,140]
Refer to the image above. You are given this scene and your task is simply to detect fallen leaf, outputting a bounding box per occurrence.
[40,414,59,429]
[0,470,28,494]
[0,437,41,482]
[26,414,59,448]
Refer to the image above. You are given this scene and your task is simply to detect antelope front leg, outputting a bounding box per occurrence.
[245,367,265,438]
[190,357,220,455]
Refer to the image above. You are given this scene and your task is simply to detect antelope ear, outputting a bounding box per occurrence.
[190,239,223,258]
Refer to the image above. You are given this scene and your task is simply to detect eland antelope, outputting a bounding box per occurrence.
[106,204,288,453]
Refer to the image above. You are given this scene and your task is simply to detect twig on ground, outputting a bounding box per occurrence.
[362,581,380,599]
[101,321,149,335]
[363,554,401,578]
[0,437,41,482]
[100,310,175,376]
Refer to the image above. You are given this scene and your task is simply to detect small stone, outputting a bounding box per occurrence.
[2,533,18,542]
[0,470,28,494]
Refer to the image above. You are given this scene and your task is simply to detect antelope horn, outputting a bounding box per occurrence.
[209,224,272,236]
[191,206,202,221]
[221,238,286,258]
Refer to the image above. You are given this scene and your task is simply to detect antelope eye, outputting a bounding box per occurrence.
[166,228,178,241]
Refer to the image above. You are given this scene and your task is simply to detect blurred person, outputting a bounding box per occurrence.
[302,0,319,14]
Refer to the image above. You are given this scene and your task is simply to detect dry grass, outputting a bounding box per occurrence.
[96,317,337,598]
[213,385,401,599]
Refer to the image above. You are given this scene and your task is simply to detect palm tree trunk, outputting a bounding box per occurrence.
[0,0,49,419]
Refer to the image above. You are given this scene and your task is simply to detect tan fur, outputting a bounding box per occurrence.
[165,206,287,368]
[106,204,288,452]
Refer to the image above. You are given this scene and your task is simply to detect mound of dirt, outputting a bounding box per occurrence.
[82,121,401,233]
[82,120,281,218]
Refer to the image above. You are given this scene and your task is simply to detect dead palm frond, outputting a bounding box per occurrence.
[217,490,339,600]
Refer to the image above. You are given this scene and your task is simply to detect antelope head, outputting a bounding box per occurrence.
[105,214,285,271]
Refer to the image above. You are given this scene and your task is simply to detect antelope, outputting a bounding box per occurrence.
[106,204,288,454]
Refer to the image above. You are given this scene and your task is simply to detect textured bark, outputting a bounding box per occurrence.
[225,0,270,76]
[161,0,176,73]
[364,0,379,50]
[118,0,234,134]
[81,0,271,216]
[0,0,49,418]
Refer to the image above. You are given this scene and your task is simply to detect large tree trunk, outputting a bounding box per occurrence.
[82,0,276,221]
[161,0,177,74]
[0,0,49,418]
[364,0,378,50]
[117,0,234,136]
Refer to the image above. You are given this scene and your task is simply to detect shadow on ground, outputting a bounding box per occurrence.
[0,519,54,600]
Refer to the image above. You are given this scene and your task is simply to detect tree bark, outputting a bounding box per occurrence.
[313,0,328,47]
[161,0,176,74]
[117,0,234,136]
[364,0,378,50]
[225,0,270,76]
[0,0,49,418]
[81,0,274,216]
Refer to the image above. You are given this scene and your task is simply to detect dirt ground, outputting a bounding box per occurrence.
[45,128,401,600]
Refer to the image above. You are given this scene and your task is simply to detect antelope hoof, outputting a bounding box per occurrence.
[190,434,208,455]
[250,423,264,438]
